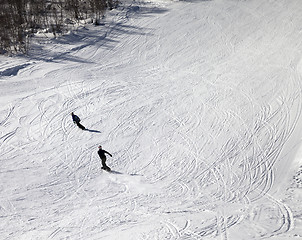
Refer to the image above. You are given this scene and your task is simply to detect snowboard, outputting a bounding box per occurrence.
[101,166,111,172]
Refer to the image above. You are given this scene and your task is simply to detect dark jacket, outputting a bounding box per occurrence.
[72,113,81,123]
[98,149,112,159]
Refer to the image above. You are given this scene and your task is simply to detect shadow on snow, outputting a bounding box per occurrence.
[29,4,169,63]
[84,129,101,133]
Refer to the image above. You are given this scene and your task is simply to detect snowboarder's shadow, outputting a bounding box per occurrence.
[84,129,101,133]
[110,170,123,174]
[110,170,142,176]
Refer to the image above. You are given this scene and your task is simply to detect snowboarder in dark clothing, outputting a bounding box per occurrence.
[71,112,86,130]
[98,145,112,171]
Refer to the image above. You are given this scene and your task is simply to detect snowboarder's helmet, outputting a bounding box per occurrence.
[98,145,102,149]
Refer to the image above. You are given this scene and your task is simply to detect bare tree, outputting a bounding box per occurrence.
[0,0,119,54]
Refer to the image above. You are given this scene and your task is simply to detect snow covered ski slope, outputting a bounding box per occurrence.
[1,0,302,239]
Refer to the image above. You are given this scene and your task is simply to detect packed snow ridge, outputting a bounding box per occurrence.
[1,0,302,239]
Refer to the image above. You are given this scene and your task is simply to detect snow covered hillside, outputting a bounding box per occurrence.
[1,0,302,239]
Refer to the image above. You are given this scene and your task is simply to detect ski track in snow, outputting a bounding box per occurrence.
[1,0,302,239]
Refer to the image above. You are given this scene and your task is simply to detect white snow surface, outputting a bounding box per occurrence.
[1,0,302,239]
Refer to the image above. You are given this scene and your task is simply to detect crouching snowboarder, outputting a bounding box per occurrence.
[71,112,86,130]
[98,145,112,171]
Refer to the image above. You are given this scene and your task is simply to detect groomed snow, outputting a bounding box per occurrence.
[1,0,302,239]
